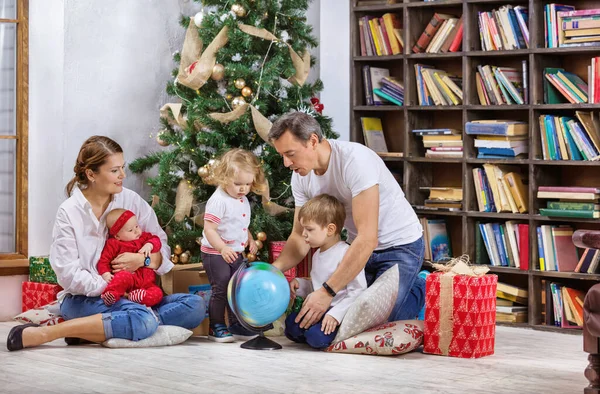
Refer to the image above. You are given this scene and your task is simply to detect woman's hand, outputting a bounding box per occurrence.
[321,314,339,335]
[111,253,144,273]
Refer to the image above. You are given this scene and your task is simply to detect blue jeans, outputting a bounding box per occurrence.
[60,293,205,341]
[285,311,337,349]
[365,236,426,321]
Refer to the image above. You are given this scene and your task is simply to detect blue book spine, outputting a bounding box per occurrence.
[560,117,583,160]
[492,223,508,267]
[479,223,495,266]
[465,122,523,135]
[536,226,545,271]
[477,148,519,156]
[380,86,404,103]
[572,121,599,157]
[481,170,496,212]
[508,8,527,49]
[362,65,373,106]
[544,115,559,160]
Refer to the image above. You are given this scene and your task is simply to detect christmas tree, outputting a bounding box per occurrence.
[130,0,337,264]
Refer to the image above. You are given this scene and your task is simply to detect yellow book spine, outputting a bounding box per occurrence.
[382,13,401,55]
[368,19,382,56]
[434,72,459,105]
[556,71,587,102]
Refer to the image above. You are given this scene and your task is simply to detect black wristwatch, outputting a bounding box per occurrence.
[322,281,336,297]
[144,256,151,267]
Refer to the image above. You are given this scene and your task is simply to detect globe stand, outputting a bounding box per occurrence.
[240,332,282,350]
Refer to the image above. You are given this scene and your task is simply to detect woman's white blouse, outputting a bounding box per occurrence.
[49,187,173,302]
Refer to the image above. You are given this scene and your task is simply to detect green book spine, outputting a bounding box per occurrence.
[373,88,403,106]
[475,221,491,266]
[547,201,597,211]
[539,208,599,218]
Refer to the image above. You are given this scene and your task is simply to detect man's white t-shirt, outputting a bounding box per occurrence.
[291,139,422,249]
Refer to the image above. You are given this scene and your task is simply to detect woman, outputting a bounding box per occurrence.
[7,136,205,351]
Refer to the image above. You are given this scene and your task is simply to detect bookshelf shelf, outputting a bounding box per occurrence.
[532,325,582,335]
[351,0,600,332]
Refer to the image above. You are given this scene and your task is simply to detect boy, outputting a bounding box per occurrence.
[285,194,367,349]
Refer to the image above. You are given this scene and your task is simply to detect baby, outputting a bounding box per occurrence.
[98,209,163,307]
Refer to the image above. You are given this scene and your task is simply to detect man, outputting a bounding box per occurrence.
[269,111,425,329]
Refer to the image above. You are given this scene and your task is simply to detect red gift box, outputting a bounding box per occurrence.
[22,281,63,312]
[423,270,497,358]
[269,241,312,282]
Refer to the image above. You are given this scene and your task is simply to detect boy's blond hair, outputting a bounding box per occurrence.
[106,208,129,229]
[298,194,345,234]
[209,149,267,195]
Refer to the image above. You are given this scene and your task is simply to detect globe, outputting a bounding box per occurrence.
[228,261,290,328]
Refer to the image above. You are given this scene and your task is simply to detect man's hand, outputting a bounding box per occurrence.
[101,272,113,283]
[295,287,333,329]
[138,242,154,257]
[321,314,339,336]
[220,246,238,264]
[111,253,144,273]
[289,278,300,299]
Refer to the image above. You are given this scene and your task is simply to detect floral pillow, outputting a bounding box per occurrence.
[333,265,399,343]
[326,320,424,356]
[13,301,64,326]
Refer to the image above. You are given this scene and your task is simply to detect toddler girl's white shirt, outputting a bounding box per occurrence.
[201,186,251,254]
[300,241,367,323]
[49,187,173,302]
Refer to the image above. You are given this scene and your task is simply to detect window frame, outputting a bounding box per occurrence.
[0,0,29,269]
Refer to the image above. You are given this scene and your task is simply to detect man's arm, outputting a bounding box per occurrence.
[295,185,379,328]
[273,207,311,272]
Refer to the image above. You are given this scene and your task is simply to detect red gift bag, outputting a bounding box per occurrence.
[269,241,312,282]
[423,264,497,358]
[22,282,62,312]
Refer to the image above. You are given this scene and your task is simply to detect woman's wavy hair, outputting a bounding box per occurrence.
[65,136,123,197]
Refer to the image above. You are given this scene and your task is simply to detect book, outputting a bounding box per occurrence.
[361,117,388,153]
[425,219,452,262]
[466,121,528,136]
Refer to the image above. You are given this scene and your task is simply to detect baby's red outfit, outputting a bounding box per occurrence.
[98,233,163,307]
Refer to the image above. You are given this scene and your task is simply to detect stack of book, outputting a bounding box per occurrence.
[538,113,600,161]
[414,64,463,106]
[362,66,404,106]
[538,186,600,219]
[478,221,529,269]
[412,128,462,158]
[466,120,528,159]
[546,6,600,48]
[543,67,588,104]
[473,164,528,214]
[475,64,527,105]
[574,248,600,274]
[535,224,580,271]
[419,187,463,210]
[412,13,463,53]
[358,13,403,57]
[478,5,529,50]
[497,283,528,323]
[546,282,583,329]
[419,217,452,262]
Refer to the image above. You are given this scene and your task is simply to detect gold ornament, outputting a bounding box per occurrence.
[226,93,233,101]
[234,78,246,89]
[211,63,225,81]
[171,254,180,264]
[247,252,256,262]
[232,96,246,109]
[262,11,268,19]
[174,244,183,255]
[241,86,253,97]
[198,166,209,178]
[180,251,191,264]
[156,131,169,146]
[231,4,247,17]
[255,240,263,250]
[256,232,267,242]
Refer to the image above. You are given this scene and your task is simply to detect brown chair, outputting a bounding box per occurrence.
[573,230,600,394]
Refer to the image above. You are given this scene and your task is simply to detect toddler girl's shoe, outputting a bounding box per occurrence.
[228,322,259,341]
[208,323,234,343]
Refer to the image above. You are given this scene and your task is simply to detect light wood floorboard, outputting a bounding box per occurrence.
[0,322,587,394]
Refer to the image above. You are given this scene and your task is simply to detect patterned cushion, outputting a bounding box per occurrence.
[102,325,193,348]
[13,301,64,326]
[326,320,423,356]
[333,265,399,343]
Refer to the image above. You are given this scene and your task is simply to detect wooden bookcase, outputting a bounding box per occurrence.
[350,0,600,333]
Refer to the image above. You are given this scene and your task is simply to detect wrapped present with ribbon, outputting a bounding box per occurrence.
[423,255,497,358]
[22,282,62,312]
[29,256,58,284]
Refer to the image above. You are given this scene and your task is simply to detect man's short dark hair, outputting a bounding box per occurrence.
[268,111,323,143]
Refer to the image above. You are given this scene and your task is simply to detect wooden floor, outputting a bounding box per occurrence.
[0,322,587,394]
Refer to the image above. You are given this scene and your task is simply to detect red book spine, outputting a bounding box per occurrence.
[412,14,445,53]
[379,17,393,55]
[518,224,529,271]
[595,57,600,104]
[448,20,464,52]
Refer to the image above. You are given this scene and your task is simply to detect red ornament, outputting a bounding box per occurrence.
[314,103,324,113]
[310,97,320,105]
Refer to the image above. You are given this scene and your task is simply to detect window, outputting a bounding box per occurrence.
[0,0,28,268]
